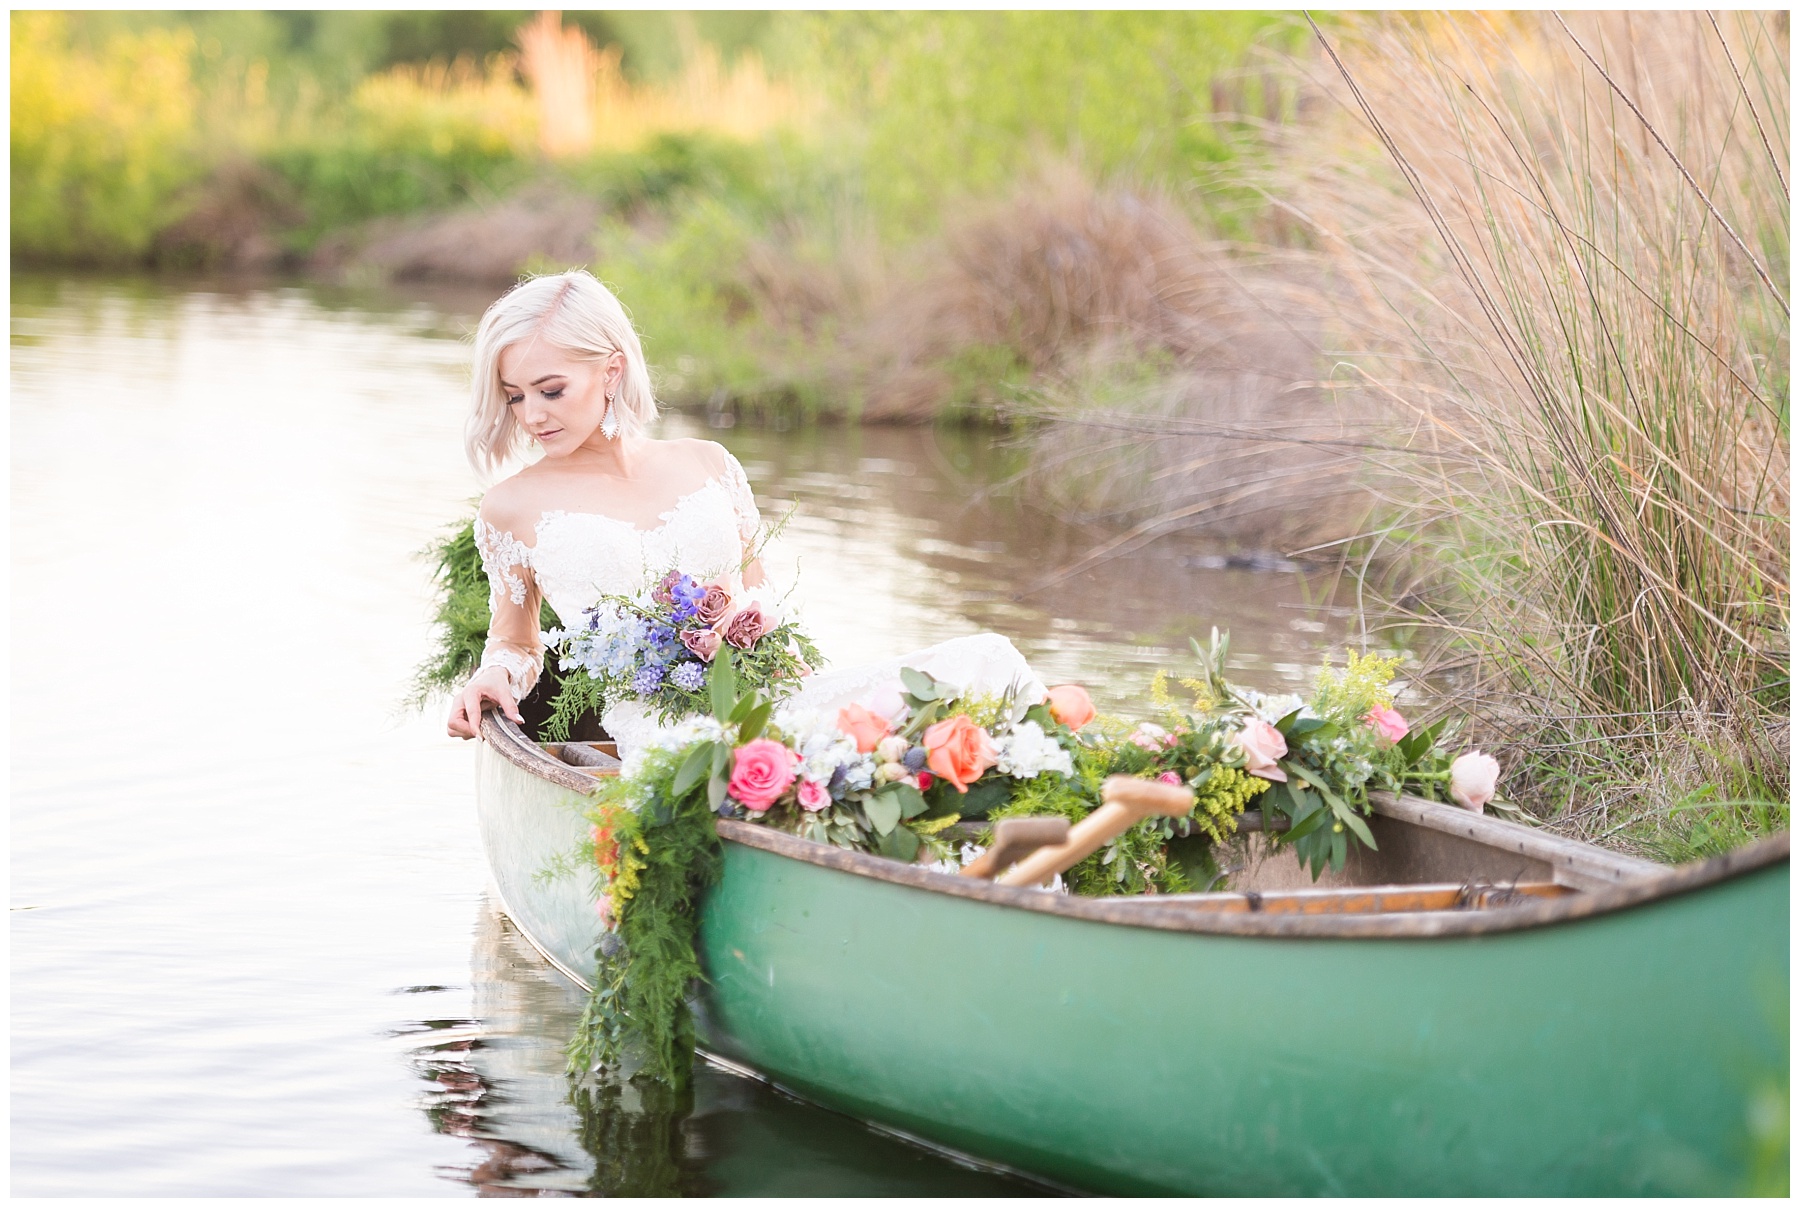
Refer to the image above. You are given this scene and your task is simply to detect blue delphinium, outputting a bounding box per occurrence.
[669,660,706,692]
[669,575,705,624]
[631,664,665,695]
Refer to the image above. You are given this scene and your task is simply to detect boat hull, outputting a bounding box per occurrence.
[474,738,1789,1195]
[695,839,1786,1196]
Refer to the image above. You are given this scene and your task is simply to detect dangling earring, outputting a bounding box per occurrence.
[601,391,620,441]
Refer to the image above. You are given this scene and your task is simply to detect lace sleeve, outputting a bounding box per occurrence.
[473,516,542,702]
[718,448,762,545]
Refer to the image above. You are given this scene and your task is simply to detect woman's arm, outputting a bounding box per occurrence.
[448,513,542,739]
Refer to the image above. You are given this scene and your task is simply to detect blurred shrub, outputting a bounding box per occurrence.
[263,56,536,248]
[11,12,204,261]
[798,12,1304,230]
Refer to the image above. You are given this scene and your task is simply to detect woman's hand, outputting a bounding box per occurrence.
[448,667,524,739]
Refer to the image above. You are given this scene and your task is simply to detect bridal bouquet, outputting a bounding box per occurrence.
[540,570,821,741]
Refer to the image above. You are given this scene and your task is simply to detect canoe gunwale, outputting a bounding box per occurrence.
[480,709,1789,939]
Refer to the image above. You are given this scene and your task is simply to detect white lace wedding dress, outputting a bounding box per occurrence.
[473,443,1046,756]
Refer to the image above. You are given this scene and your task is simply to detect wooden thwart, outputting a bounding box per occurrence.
[1140,881,1573,915]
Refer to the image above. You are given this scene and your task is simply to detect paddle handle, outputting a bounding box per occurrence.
[959,816,1072,880]
[996,777,1195,888]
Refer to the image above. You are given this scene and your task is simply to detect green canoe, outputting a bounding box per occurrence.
[477,712,1789,1196]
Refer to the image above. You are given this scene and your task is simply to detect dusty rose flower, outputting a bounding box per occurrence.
[1233,718,1289,782]
[728,739,798,812]
[694,580,735,625]
[719,604,771,650]
[1364,705,1409,743]
[1131,722,1171,751]
[796,779,830,812]
[1046,684,1097,731]
[837,704,893,754]
[923,714,998,793]
[679,625,722,663]
[1449,751,1500,812]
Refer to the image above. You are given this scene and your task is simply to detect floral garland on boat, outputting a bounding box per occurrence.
[566,631,1502,1084]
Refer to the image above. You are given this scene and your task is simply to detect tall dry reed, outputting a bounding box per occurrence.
[1277,12,1788,851]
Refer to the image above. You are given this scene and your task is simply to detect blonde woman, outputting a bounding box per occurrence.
[446,270,1043,753]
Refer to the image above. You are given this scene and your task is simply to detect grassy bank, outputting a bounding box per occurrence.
[1263,13,1788,860]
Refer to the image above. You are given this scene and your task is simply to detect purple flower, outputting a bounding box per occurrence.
[670,660,706,691]
[901,746,928,772]
[631,664,665,695]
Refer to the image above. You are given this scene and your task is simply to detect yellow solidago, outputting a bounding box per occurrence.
[911,813,962,836]
[1188,765,1270,843]
[1313,649,1403,721]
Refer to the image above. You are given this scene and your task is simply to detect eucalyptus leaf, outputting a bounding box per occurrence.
[899,667,941,701]
[890,783,928,820]
[709,648,737,719]
[737,701,773,741]
[863,789,903,836]
[876,824,920,862]
[671,743,712,799]
[707,773,728,810]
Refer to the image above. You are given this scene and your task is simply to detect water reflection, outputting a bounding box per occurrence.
[409,898,1041,1196]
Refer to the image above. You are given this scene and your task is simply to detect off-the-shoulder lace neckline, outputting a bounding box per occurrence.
[533,474,729,539]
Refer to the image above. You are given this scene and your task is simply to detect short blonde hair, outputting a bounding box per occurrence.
[465,270,658,474]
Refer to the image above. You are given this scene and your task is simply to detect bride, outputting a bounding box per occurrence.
[446,270,1046,753]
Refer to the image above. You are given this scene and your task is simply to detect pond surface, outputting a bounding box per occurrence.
[10,274,1351,1195]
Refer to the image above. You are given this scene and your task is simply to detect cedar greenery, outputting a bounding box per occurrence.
[410,510,556,705]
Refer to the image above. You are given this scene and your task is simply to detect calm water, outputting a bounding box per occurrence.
[11,274,1350,1195]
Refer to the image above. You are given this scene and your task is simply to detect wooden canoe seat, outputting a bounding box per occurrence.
[541,741,621,776]
[1136,881,1574,916]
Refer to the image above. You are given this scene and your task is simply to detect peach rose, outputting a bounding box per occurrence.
[922,714,997,794]
[1364,705,1409,743]
[1233,718,1289,782]
[694,580,736,625]
[728,739,798,812]
[719,603,771,650]
[679,626,722,663]
[837,703,893,754]
[1046,684,1097,731]
[1449,751,1500,812]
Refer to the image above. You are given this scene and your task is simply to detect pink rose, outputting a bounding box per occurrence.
[1364,705,1409,743]
[1158,771,1183,786]
[719,604,771,650]
[797,779,830,812]
[1130,723,1170,751]
[1449,751,1500,812]
[1233,718,1289,782]
[728,739,798,812]
[694,580,735,625]
[595,896,614,930]
[680,625,722,663]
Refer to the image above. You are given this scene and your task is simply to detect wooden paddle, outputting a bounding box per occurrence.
[958,816,1072,880]
[996,776,1196,889]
